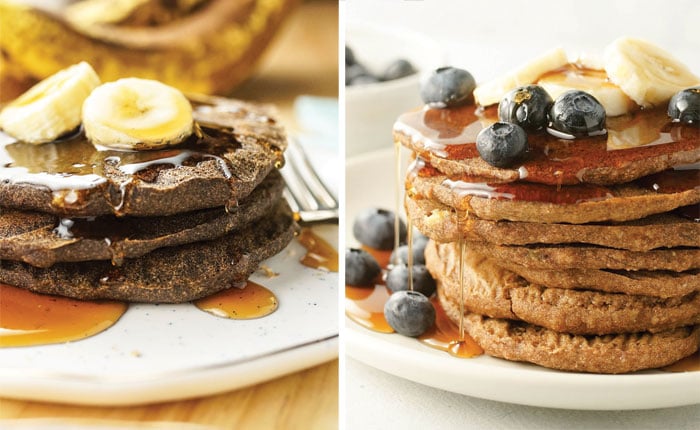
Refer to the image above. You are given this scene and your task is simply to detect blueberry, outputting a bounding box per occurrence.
[346,63,379,86]
[345,46,356,66]
[382,59,416,81]
[476,122,528,168]
[384,290,436,337]
[549,90,606,136]
[412,230,429,249]
[385,264,436,297]
[420,67,475,107]
[668,86,700,125]
[353,207,406,250]
[498,85,553,131]
[345,248,381,286]
[390,244,426,266]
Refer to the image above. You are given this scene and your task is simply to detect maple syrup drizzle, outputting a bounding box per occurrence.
[394,139,402,255]
[419,297,483,358]
[297,228,339,272]
[395,101,700,186]
[194,281,278,320]
[406,217,414,291]
[661,350,700,372]
[0,106,247,214]
[345,131,484,358]
[456,210,466,341]
[0,283,127,347]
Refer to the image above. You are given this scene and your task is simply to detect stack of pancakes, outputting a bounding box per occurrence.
[395,103,700,373]
[0,96,296,303]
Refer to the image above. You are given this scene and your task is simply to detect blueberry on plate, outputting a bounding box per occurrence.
[345,45,356,66]
[390,243,426,266]
[412,230,430,249]
[382,59,417,81]
[345,248,381,286]
[385,263,436,297]
[668,86,700,125]
[384,290,436,337]
[353,207,406,250]
[476,122,528,168]
[498,84,553,131]
[549,90,606,136]
[420,67,476,107]
[346,63,378,86]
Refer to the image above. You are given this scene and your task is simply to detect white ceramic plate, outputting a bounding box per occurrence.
[345,148,700,411]
[0,224,338,406]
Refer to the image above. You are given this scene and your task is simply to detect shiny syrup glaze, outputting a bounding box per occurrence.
[408,155,699,207]
[395,102,700,186]
[194,281,278,320]
[0,283,127,347]
[297,228,339,272]
[0,107,283,214]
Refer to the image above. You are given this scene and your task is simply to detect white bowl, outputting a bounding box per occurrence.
[345,22,446,156]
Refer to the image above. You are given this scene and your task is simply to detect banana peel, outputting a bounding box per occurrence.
[0,0,298,100]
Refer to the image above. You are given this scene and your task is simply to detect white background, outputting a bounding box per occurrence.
[344,0,700,428]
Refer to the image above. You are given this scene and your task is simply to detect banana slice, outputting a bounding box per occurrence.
[537,64,636,116]
[604,37,700,107]
[0,62,100,144]
[474,47,568,106]
[82,78,193,150]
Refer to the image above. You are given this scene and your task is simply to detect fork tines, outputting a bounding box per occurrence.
[281,138,338,223]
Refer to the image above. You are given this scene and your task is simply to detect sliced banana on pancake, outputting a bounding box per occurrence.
[536,64,636,116]
[604,37,700,107]
[0,62,100,144]
[473,47,568,106]
[82,77,193,150]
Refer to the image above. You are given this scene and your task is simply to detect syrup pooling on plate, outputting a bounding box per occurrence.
[297,228,339,272]
[345,281,484,356]
[345,284,394,333]
[661,350,700,372]
[419,296,483,358]
[0,283,127,347]
[194,281,278,320]
[395,102,700,186]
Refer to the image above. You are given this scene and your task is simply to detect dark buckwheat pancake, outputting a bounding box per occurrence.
[427,241,700,335]
[409,170,700,224]
[395,104,700,186]
[406,196,700,251]
[0,97,287,217]
[0,201,296,303]
[465,240,700,272]
[0,170,285,268]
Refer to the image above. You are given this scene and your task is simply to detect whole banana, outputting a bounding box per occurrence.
[0,0,298,98]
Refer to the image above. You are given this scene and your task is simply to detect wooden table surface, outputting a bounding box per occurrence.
[0,1,339,429]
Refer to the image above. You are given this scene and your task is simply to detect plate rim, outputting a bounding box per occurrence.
[0,335,338,406]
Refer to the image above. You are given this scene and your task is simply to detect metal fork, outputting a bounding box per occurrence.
[280,138,338,223]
